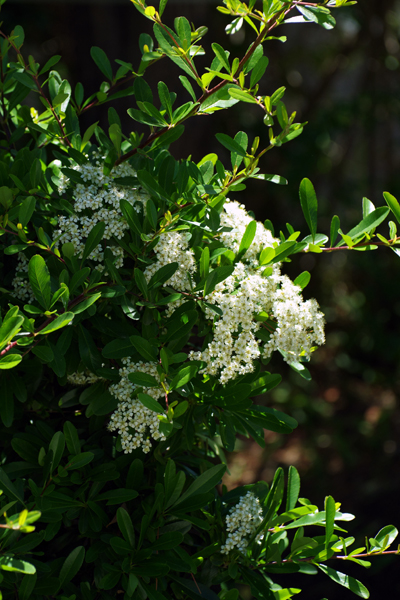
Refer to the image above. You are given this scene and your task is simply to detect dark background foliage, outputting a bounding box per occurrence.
[2,0,400,597]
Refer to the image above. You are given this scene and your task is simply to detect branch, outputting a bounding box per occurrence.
[115,3,296,166]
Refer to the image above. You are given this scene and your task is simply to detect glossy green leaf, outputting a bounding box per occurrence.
[286,466,300,511]
[28,255,51,310]
[18,196,36,227]
[211,43,230,72]
[173,464,226,507]
[137,392,164,413]
[204,266,234,297]
[318,564,369,598]
[0,353,22,369]
[238,220,257,259]
[250,55,269,87]
[128,372,159,387]
[59,546,85,589]
[37,312,74,335]
[346,207,390,241]
[148,263,179,289]
[117,507,136,547]
[0,315,24,351]
[65,452,94,470]
[130,335,157,362]
[158,80,172,120]
[90,46,112,80]
[81,221,105,263]
[49,431,65,472]
[293,271,310,290]
[0,467,25,505]
[0,556,35,574]
[330,214,340,247]
[325,495,336,549]
[216,132,247,156]
[383,191,400,225]
[63,421,81,455]
[299,178,318,242]
[169,364,198,390]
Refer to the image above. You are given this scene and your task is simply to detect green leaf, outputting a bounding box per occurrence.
[59,546,85,590]
[271,240,296,264]
[158,81,172,120]
[97,489,138,505]
[109,123,122,153]
[216,132,247,156]
[102,338,137,359]
[70,293,101,315]
[204,266,234,297]
[374,525,398,548]
[0,467,25,505]
[18,196,36,227]
[19,572,37,599]
[299,178,318,242]
[63,421,81,455]
[66,452,94,470]
[286,466,300,511]
[148,263,179,289]
[293,271,310,290]
[90,46,113,80]
[159,0,169,17]
[346,207,390,241]
[0,353,22,369]
[383,191,400,225]
[117,507,135,547]
[29,158,42,189]
[78,325,102,371]
[170,364,198,390]
[297,5,336,30]
[28,255,51,310]
[130,335,158,362]
[325,495,335,549]
[137,392,164,413]
[330,215,340,247]
[0,556,35,574]
[0,315,24,351]
[128,372,159,387]
[151,532,184,551]
[238,220,257,259]
[179,75,197,102]
[211,43,230,72]
[227,88,257,103]
[37,312,74,335]
[250,55,269,87]
[318,564,369,598]
[49,431,65,472]
[81,221,105,263]
[173,464,226,507]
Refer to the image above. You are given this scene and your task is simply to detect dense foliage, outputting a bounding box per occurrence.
[0,0,399,599]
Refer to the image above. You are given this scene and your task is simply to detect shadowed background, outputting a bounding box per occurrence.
[2,0,400,597]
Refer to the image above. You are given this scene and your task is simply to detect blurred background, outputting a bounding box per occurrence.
[2,0,400,597]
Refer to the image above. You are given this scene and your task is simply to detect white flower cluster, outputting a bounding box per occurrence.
[144,230,196,291]
[188,201,325,383]
[11,252,35,303]
[53,154,150,270]
[67,371,103,385]
[220,200,277,266]
[221,491,264,554]
[263,275,325,362]
[107,359,166,453]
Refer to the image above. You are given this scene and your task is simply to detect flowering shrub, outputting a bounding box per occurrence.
[0,0,400,598]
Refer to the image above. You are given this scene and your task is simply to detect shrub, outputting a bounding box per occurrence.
[0,1,399,599]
